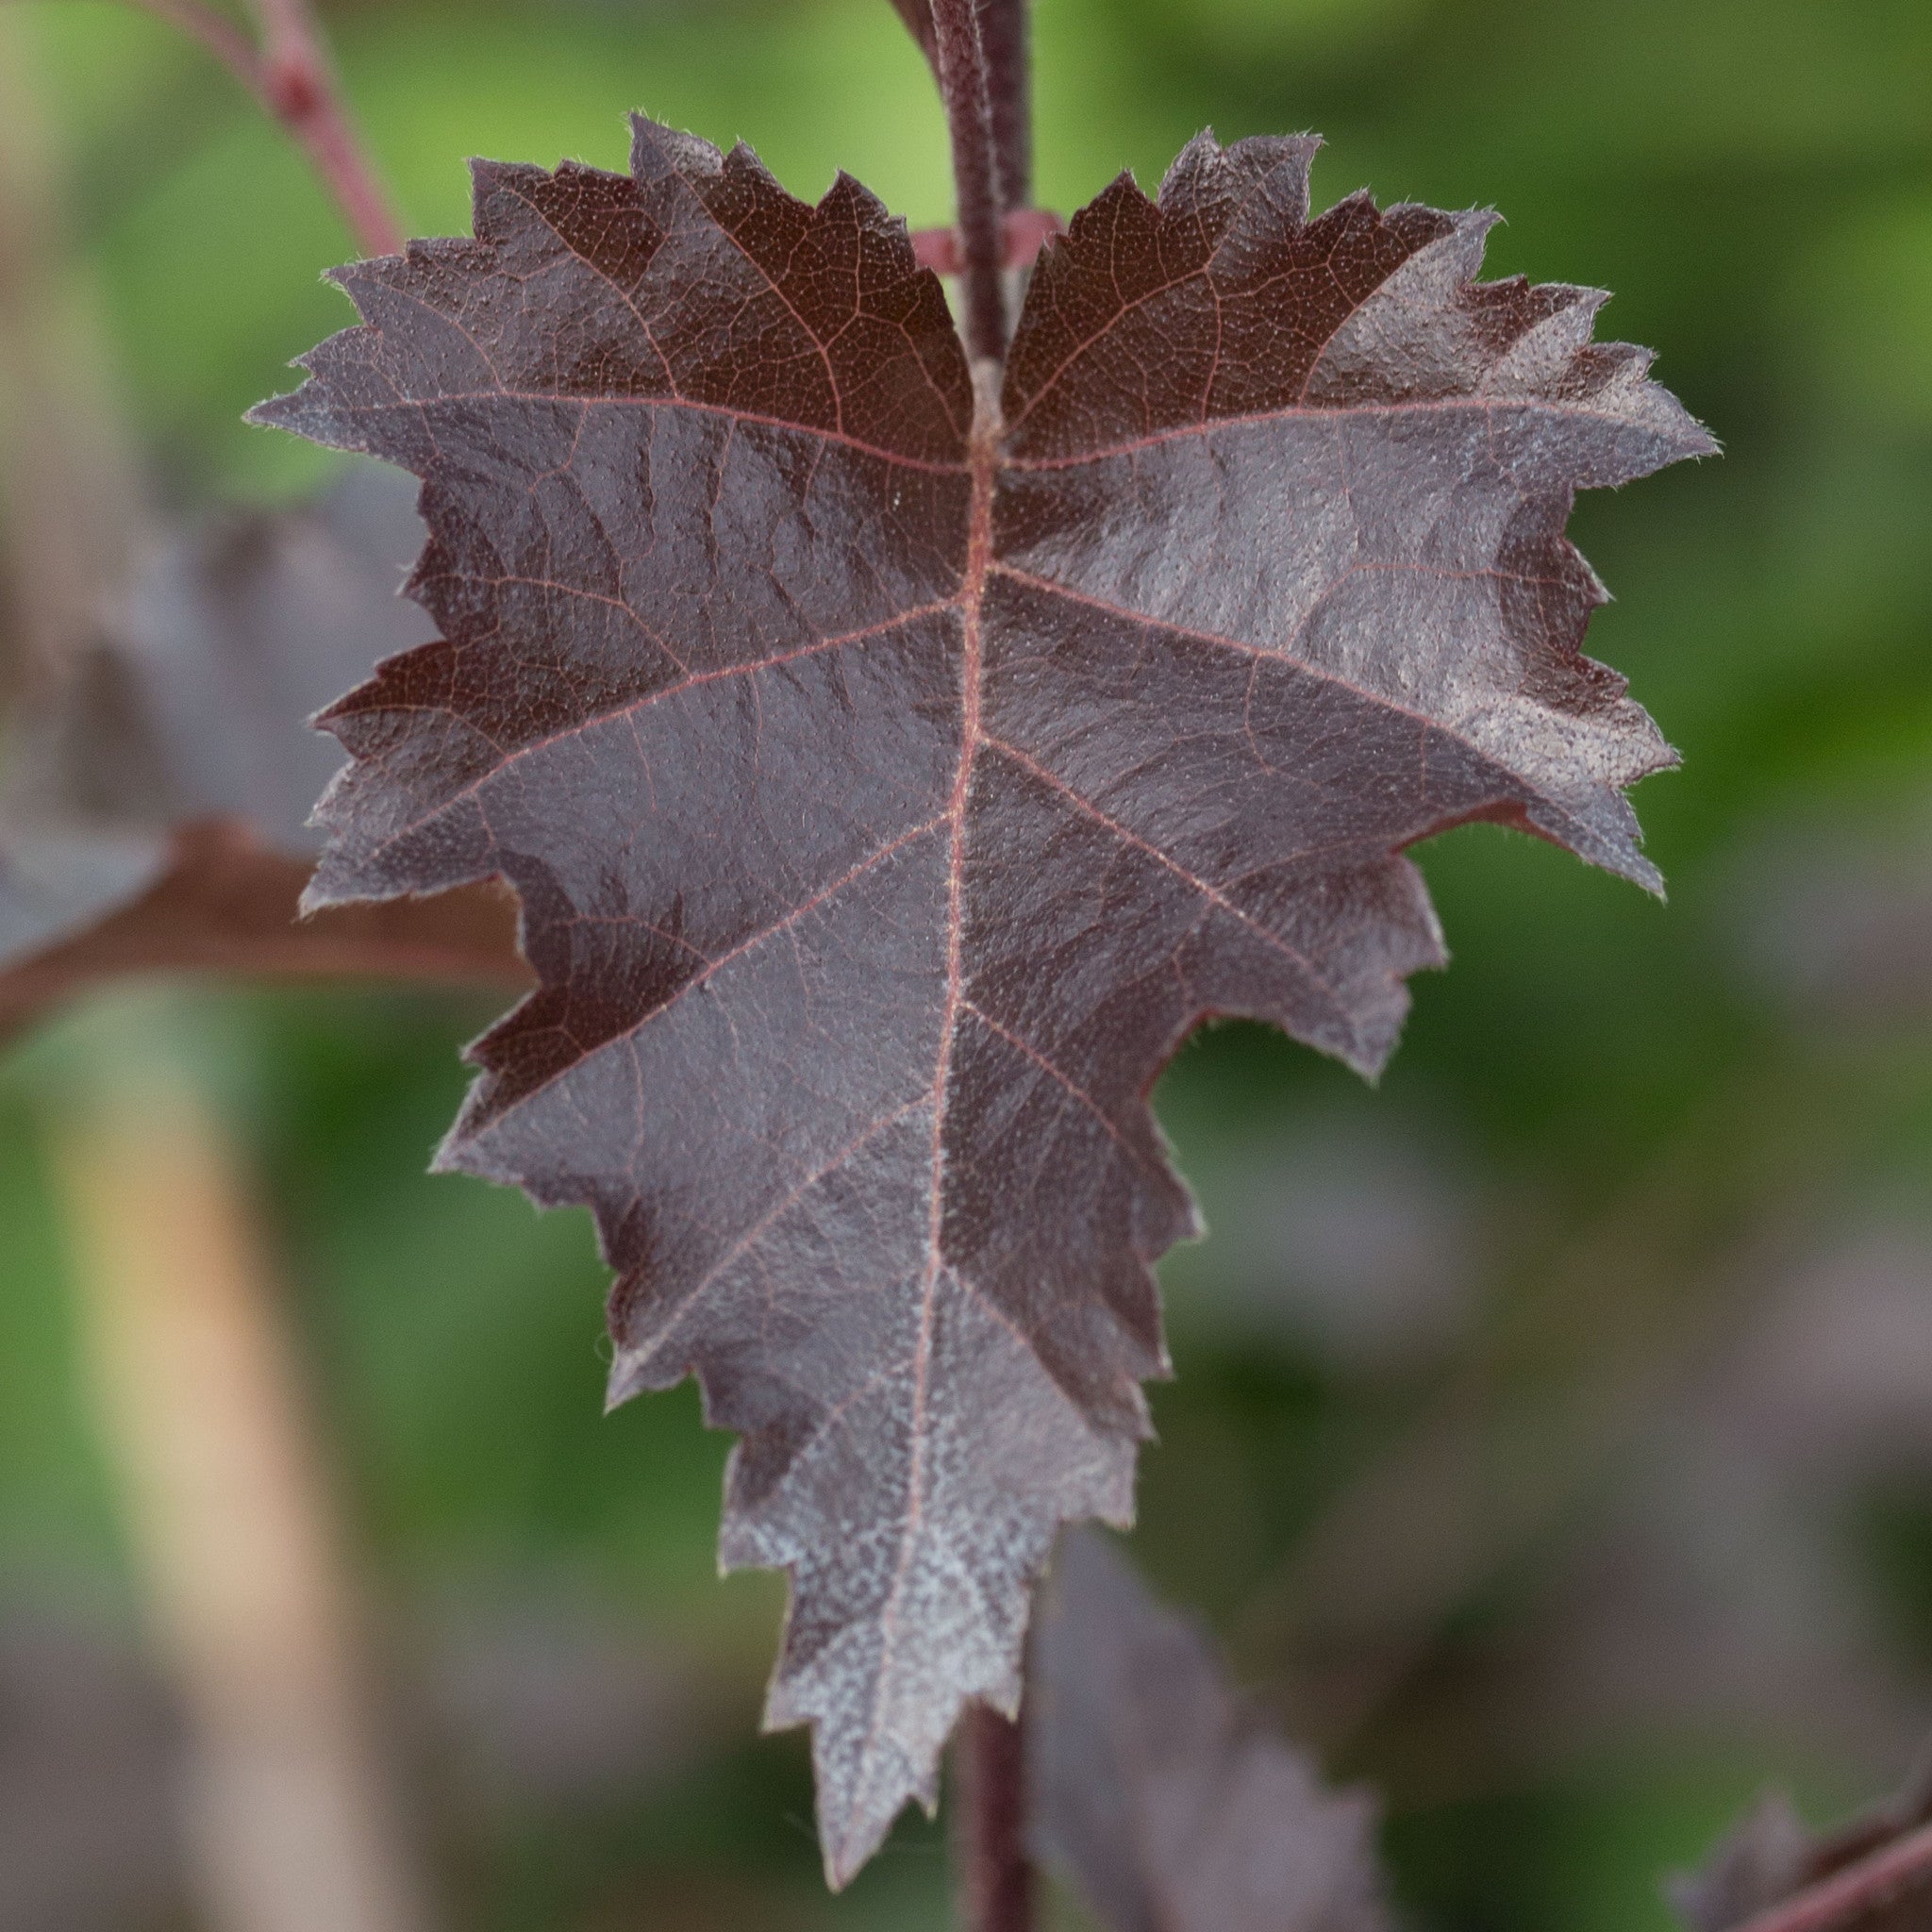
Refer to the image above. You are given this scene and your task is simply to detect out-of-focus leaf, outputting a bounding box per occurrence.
[1031,1527,1393,1931]
[250,111,1705,1881]
[1158,1105,1477,1369]
[0,469,531,1040]
[1673,1791,1818,1930]
[1426,1215,1932,1788]
[30,465,436,853]
[1729,814,1932,1025]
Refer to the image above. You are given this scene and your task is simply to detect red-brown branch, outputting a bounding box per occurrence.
[1733,1822,1932,1932]
[954,1703,1033,1932]
[23,0,403,258]
[927,0,1008,361]
[244,0,402,257]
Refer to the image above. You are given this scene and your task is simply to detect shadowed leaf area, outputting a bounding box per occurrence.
[0,470,530,1037]
[250,110,1709,1883]
[1031,1526,1393,1930]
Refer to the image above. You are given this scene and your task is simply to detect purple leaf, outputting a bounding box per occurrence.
[0,472,529,1037]
[1030,1529,1393,1932]
[251,114,1708,1881]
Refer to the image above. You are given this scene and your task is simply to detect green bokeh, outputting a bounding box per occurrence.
[4,0,1930,1924]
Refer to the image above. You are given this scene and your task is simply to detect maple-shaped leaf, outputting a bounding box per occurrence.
[0,471,529,1040]
[1031,1528,1393,1931]
[1672,1755,1932,1932]
[250,115,1709,1881]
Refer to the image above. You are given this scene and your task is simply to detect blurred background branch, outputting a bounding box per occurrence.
[3,0,404,254]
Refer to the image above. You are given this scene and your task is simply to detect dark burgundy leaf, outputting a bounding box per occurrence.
[1673,1754,1932,1932]
[1030,1528,1392,1932]
[0,471,530,1038]
[249,114,1708,1880]
[1675,1793,1824,1931]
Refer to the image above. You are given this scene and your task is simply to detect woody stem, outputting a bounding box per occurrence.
[928,0,1008,360]
[1731,1823,1932,1932]
[954,1701,1034,1932]
[34,0,407,257]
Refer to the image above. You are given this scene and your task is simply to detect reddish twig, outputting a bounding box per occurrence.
[1732,1822,1932,1932]
[15,0,402,258]
[954,1703,1033,1932]
[927,0,1008,360]
[975,0,1029,212]
[242,0,402,257]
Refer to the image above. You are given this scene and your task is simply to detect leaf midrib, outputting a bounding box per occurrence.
[830,372,999,1879]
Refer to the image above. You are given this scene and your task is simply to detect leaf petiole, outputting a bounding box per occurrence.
[241,0,405,258]
[927,0,1010,361]
[954,1702,1035,1932]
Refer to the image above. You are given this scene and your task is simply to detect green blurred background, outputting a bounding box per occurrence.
[2,0,1930,1925]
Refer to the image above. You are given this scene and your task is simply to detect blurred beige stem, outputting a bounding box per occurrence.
[54,1069,436,1932]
